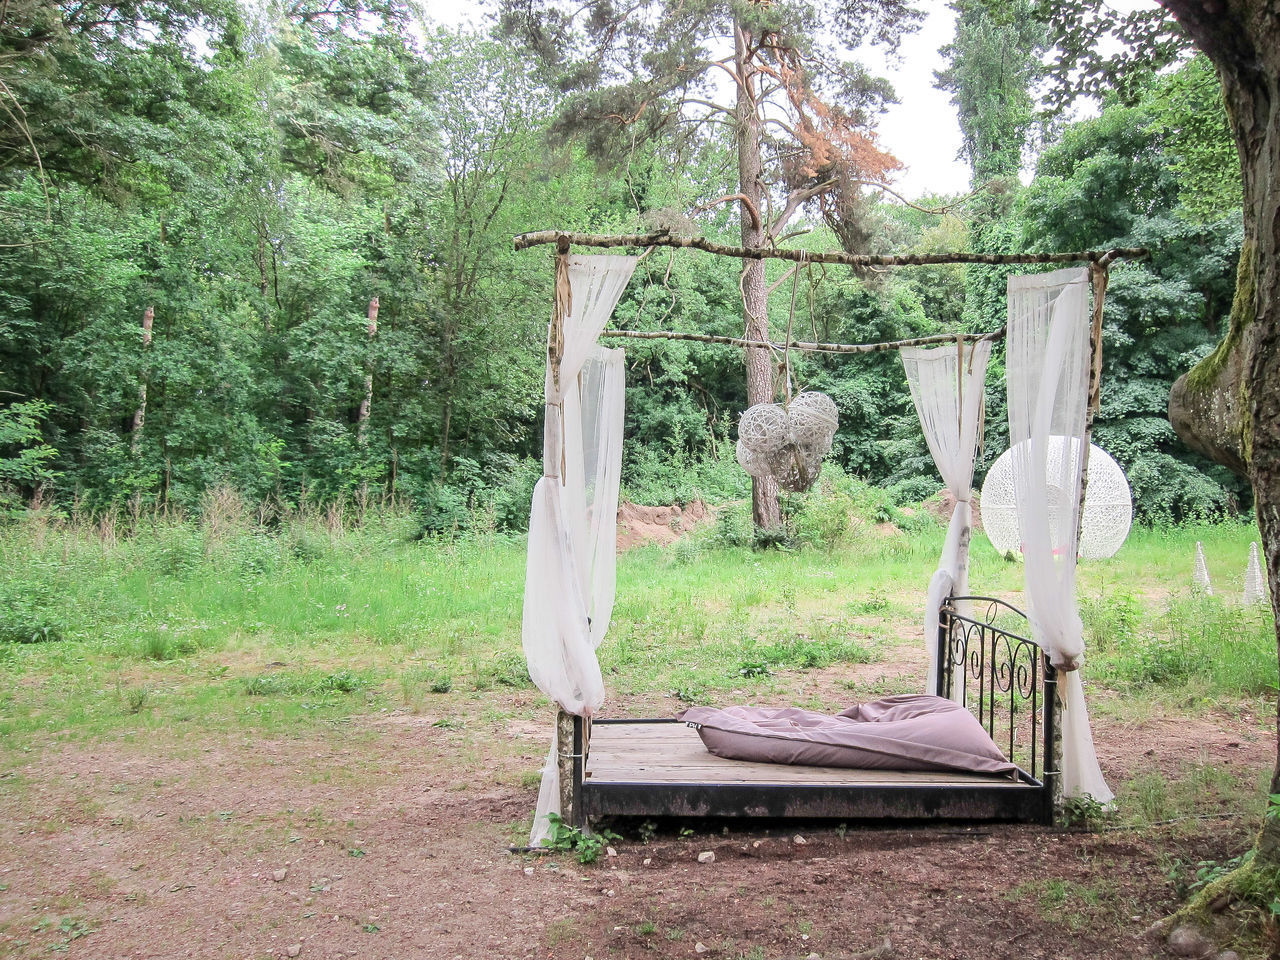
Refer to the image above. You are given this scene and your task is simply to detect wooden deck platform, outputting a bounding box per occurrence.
[576,719,1049,823]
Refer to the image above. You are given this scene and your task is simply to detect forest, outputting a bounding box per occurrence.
[0,0,1250,529]
[7,1,1280,958]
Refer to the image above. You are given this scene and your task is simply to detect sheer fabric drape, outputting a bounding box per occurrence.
[523,254,636,844]
[901,341,991,696]
[1006,267,1112,803]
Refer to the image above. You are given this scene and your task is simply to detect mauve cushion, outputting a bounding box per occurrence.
[677,695,1016,775]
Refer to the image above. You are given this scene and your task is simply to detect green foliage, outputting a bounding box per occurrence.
[1061,793,1108,831]
[1145,56,1242,222]
[1082,587,1277,696]
[0,399,58,507]
[542,813,620,865]
[1011,90,1246,522]
[936,0,1045,183]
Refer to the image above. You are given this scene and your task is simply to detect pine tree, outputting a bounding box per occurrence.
[500,0,920,528]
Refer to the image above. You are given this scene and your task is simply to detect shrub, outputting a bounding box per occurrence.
[0,576,65,644]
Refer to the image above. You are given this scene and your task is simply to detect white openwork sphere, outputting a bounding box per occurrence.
[980,438,1133,560]
[737,402,791,455]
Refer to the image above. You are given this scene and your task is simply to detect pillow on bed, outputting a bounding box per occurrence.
[677,695,1016,775]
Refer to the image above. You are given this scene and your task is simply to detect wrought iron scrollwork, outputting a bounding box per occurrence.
[937,595,1049,782]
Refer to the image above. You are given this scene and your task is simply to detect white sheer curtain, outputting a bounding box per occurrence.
[1006,267,1112,803]
[523,254,636,845]
[901,340,991,697]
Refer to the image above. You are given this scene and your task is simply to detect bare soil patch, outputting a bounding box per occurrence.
[617,501,712,551]
[0,688,1267,960]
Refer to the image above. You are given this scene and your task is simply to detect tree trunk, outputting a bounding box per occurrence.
[357,296,378,442]
[131,305,154,452]
[736,22,781,531]
[1159,0,1280,864]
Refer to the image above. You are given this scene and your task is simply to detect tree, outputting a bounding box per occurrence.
[1152,0,1280,874]
[500,0,919,529]
[935,0,1045,345]
[1015,89,1244,522]
[936,0,1045,185]
[1050,0,1280,891]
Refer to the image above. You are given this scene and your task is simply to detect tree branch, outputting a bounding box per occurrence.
[767,179,837,239]
[512,230,1151,269]
[690,193,761,229]
[599,327,1005,354]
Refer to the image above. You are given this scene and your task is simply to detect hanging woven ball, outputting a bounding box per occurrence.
[737,402,791,456]
[735,438,771,479]
[788,391,839,452]
[736,392,839,493]
[768,445,825,492]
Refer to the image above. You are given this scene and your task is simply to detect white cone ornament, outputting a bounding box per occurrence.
[735,392,838,493]
[1193,541,1213,595]
[1244,542,1267,606]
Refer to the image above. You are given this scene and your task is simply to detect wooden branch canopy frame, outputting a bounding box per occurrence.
[524,229,1145,827]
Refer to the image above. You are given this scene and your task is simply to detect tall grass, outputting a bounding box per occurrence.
[0,491,1273,746]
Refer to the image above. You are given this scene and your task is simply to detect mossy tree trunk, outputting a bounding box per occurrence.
[1161,0,1280,864]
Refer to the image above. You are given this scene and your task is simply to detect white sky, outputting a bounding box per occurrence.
[419,0,995,198]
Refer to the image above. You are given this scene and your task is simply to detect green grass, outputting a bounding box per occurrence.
[0,505,1273,754]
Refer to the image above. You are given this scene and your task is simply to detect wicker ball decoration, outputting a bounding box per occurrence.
[736,392,839,493]
[788,391,839,454]
[980,438,1133,560]
[767,445,825,492]
[737,402,791,456]
[735,438,770,479]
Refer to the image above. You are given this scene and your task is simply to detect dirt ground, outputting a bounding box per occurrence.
[0,669,1270,960]
[616,501,713,551]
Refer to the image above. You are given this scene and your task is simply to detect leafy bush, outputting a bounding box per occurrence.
[142,523,205,578]
[0,597,65,644]
[0,576,65,644]
[888,476,939,506]
[701,500,753,548]
[542,812,620,864]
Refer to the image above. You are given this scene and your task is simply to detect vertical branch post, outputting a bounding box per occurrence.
[131,305,154,452]
[557,709,578,829]
[357,296,379,442]
[547,237,578,824]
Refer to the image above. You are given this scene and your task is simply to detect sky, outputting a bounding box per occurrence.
[420,1,994,198]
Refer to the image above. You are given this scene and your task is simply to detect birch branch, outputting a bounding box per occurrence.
[513,230,1150,268]
[599,326,1005,355]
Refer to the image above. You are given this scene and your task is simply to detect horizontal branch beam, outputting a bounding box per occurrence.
[513,230,1150,269]
[600,327,1005,354]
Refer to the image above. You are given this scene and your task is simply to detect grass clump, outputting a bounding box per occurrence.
[1084,588,1277,697]
[243,670,371,697]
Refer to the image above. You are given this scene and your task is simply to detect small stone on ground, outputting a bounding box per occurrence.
[697,851,715,864]
[272,868,288,882]
[1168,924,1215,958]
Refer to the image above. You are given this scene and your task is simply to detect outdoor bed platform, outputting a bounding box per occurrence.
[558,596,1060,828]
[572,717,1049,823]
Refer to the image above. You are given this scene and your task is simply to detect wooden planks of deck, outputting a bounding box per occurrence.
[585,720,1023,787]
